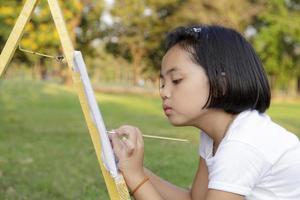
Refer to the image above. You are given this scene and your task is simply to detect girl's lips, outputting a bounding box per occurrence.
[164,109,172,115]
[163,106,172,115]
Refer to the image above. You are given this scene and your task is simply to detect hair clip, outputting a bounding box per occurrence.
[192,27,202,33]
[184,27,202,34]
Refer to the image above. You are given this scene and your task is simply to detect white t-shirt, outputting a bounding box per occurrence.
[199,110,300,200]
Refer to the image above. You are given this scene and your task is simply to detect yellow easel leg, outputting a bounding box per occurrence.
[47,1,130,199]
[0,0,39,77]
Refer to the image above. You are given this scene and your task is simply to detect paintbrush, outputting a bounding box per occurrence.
[107,130,189,143]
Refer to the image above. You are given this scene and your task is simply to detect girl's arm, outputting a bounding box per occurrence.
[143,156,209,200]
[206,190,244,200]
[190,157,209,200]
[128,159,244,200]
[143,167,191,200]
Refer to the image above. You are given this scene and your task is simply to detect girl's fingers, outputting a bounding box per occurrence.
[110,132,123,157]
[126,128,137,144]
[135,127,144,149]
[122,138,135,156]
[118,126,138,156]
[116,125,138,146]
[110,126,145,176]
[112,125,144,159]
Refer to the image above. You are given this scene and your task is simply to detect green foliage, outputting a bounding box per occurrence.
[0,0,104,82]
[164,0,264,30]
[107,0,265,83]
[85,46,133,83]
[1,0,300,91]
[0,0,83,56]
[0,0,22,42]
[252,0,300,88]
[108,0,184,84]
[75,0,105,55]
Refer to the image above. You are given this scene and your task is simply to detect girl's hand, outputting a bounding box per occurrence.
[110,125,146,190]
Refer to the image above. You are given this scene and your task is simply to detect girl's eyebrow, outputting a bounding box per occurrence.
[159,67,179,78]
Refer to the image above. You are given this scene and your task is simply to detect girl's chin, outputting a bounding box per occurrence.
[168,118,189,127]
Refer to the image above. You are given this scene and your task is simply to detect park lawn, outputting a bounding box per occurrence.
[0,80,299,200]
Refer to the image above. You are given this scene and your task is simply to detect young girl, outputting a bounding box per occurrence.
[110,25,300,200]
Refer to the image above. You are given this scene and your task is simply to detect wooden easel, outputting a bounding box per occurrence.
[0,1,130,199]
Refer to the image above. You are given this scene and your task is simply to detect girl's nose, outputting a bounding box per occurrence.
[159,86,171,100]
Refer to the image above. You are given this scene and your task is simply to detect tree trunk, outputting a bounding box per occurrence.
[61,68,73,86]
[130,45,145,85]
[40,59,47,80]
[115,64,121,82]
[33,60,41,81]
[33,58,47,80]
[268,74,278,96]
[297,76,300,95]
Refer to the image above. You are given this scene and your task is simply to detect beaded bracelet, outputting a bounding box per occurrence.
[130,177,150,196]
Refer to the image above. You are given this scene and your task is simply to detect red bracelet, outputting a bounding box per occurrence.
[130,177,150,196]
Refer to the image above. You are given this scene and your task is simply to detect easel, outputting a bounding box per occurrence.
[0,0,130,199]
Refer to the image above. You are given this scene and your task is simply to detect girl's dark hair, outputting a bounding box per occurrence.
[165,25,270,114]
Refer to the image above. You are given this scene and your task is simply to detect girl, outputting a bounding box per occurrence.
[110,25,300,200]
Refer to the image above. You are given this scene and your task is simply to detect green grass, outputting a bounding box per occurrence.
[0,80,299,199]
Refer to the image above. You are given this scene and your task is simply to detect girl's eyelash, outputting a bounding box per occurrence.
[172,79,182,84]
[159,79,182,88]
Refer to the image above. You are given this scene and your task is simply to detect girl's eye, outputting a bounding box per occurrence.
[172,79,182,84]
[159,80,165,88]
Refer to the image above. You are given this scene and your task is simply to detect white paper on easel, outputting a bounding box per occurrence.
[73,51,118,178]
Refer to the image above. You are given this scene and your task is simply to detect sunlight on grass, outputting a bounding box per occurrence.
[0,80,299,199]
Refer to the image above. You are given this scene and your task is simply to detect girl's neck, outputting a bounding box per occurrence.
[195,109,236,146]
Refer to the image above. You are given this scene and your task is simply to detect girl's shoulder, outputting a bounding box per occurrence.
[223,109,299,164]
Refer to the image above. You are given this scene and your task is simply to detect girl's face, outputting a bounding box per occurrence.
[160,44,210,126]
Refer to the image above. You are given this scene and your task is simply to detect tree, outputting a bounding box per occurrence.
[76,0,105,55]
[107,0,264,85]
[252,0,300,92]
[0,0,104,84]
[107,0,183,85]
[0,0,27,64]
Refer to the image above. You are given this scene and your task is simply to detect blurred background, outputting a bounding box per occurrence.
[1,0,300,95]
[0,0,300,199]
